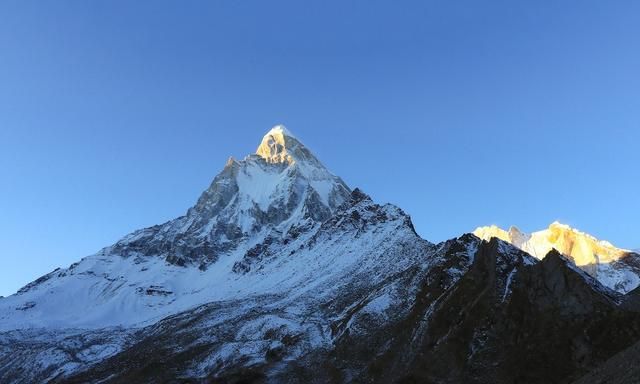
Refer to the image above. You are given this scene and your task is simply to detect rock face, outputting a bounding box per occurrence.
[345,243,640,384]
[572,281,640,384]
[474,222,640,293]
[1,126,640,384]
[572,338,640,384]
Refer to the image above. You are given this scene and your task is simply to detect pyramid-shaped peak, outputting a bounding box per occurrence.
[256,125,298,164]
[266,124,295,139]
[255,124,322,167]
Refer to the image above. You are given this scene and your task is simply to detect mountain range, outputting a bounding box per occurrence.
[1,126,638,384]
[473,223,640,294]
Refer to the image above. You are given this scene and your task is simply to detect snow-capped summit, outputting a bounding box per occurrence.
[254,125,336,184]
[255,125,298,164]
[473,222,640,293]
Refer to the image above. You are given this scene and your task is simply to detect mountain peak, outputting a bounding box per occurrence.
[256,124,300,165]
[549,221,571,230]
[267,124,295,138]
[106,124,352,269]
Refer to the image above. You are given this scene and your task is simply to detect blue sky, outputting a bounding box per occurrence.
[1,1,639,296]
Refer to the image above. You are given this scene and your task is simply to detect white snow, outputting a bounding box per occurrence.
[362,293,393,314]
[501,268,517,302]
[266,124,296,139]
[0,196,423,332]
[235,158,291,211]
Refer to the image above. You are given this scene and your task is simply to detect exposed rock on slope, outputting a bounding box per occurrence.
[572,338,640,384]
[571,283,640,384]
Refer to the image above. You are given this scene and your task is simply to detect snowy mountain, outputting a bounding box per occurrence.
[474,222,640,293]
[2,126,640,384]
[112,124,351,268]
[0,125,353,331]
[0,126,442,382]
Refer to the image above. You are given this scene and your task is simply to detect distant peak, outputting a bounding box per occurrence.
[473,221,637,292]
[472,225,510,243]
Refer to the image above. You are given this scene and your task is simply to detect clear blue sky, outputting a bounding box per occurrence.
[1,1,639,296]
